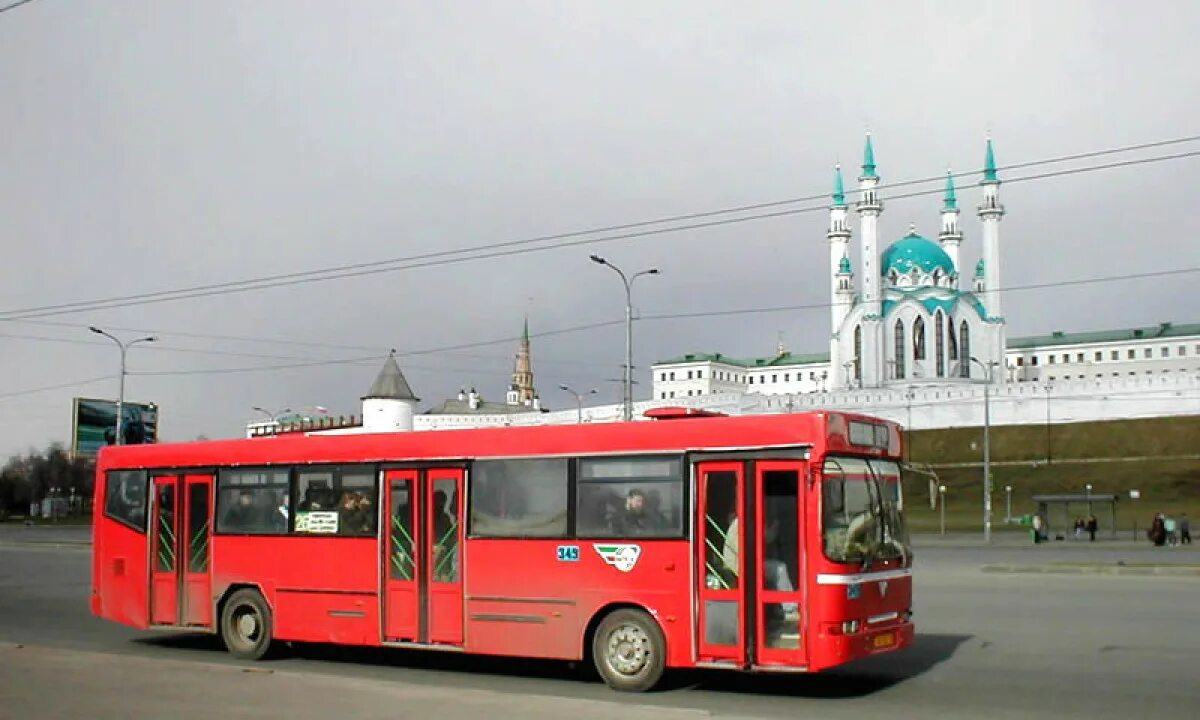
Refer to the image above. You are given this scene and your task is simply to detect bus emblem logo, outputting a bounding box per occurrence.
[594,544,642,572]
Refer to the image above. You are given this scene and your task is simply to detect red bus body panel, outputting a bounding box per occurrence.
[92,411,912,674]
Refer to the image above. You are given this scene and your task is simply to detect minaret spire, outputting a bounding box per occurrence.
[939,169,962,286]
[861,133,878,179]
[853,133,883,389]
[977,137,1005,321]
[828,163,853,381]
[832,164,847,207]
[983,138,999,183]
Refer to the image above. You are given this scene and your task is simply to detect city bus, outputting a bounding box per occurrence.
[91,409,912,691]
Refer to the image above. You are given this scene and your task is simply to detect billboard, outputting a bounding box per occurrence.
[72,398,159,457]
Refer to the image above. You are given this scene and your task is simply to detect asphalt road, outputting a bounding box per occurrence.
[0,532,1197,719]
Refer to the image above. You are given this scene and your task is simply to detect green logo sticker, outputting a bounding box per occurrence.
[594,544,642,572]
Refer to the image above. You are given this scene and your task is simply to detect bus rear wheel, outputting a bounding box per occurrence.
[592,608,666,692]
[220,589,273,660]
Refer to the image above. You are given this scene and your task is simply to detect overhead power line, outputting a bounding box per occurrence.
[74,265,1200,379]
[2,137,1198,323]
[0,375,113,400]
[0,0,38,15]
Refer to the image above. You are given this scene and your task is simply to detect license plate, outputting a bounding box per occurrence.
[872,632,895,649]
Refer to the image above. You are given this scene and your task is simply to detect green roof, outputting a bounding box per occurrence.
[838,254,852,273]
[656,351,831,368]
[882,230,956,277]
[1007,322,1200,350]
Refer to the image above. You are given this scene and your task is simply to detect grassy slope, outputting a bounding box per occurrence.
[902,415,1200,533]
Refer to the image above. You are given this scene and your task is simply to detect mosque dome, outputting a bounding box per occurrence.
[881,229,956,278]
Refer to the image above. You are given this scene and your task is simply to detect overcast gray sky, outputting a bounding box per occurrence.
[1,0,1197,456]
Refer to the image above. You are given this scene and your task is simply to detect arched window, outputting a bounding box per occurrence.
[894,320,906,379]
[913,317,926,360]
[935,311,946,377]
[948,316,959,362]
[854,324,864,386]
[959,321,971,378]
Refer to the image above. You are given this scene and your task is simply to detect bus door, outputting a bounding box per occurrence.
[753,461,806,667]
[149,473,214,628]
[695,462,746,665]
[694,460,806,667]
[382,467,464,646]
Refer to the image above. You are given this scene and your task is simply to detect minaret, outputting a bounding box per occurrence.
[508,316,536,406]
[855,133,884,387]
[977,138,1004,319]
[856,134,882,309]
[939,169,962,287]
[828,164,853,341]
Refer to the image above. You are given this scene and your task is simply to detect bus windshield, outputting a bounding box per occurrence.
[821,456,910,564]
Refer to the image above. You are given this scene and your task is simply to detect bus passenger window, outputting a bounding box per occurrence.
[215,468,289,535]
[575,457,683,538]
[295,466,377,537]
[470,459,568,538]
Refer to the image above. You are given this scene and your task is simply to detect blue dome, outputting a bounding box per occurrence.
[881,231,956,277]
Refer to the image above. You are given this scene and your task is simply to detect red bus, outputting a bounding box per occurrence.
[91,410,913,691]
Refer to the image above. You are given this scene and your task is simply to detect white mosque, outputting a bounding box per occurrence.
[827,134,1006,389]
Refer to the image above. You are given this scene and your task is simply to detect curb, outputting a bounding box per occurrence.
[981,563,1200,577]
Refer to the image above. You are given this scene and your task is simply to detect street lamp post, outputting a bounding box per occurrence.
[970,356,998,544]
[590,255,659,421]
[1005,484,1013,523]
[252,406,292,423]
[558,384,598,424]
[938,485,947,536]
[90,327,157,446]
[1085,483,1093,516]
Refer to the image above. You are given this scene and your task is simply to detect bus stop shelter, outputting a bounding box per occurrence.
[1032,494,1119,540]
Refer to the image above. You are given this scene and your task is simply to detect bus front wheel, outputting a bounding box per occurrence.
[220,588,273,660]
[592,608,666,692]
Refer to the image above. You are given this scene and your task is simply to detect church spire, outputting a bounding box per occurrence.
[509,316,536,407]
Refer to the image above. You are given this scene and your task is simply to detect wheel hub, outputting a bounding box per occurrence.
[607,624,650,676]
[236,611,259,640]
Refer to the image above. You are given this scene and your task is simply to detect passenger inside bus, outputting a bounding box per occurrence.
[338,491,374,535]
[221,490,259,531]
[721,514,798,614]
[609,488,668,536]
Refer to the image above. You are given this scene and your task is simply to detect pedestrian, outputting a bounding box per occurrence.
[1073,518,1084,540]
[1164,515,1177,546]
[1086,514,1098,542]
[1148,513,1166,547]
[1032,513,1044,545]
[1180,514,1191,545]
